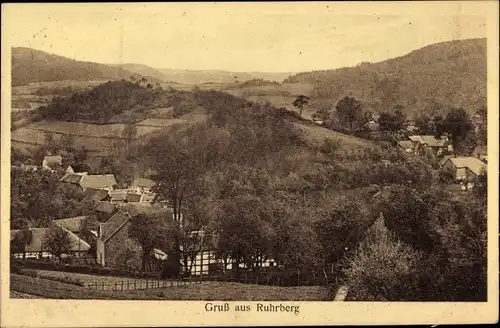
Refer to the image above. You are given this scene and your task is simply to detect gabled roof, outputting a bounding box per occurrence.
[94,201,117,214]
[43,156,62,166]
[79,174,117,190]
[141,193,156,203]
[67,163,92,174]
[445,156,487,176]
[99,211,131,242]
[10,227,90,253]
[131,178,156,189]
[439,155,453,166]
[60,173,84,184]
[55,216,87,233]
[409,135,447,147]
[82,188,110,202]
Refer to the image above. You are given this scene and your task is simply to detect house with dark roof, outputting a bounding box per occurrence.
[10,225,91,259]
[94,201,118,214]
[96,207,175,270]
[96,211,141,268]
[82,188,111,203]
[65,163,93,175]
[42,155,63,171]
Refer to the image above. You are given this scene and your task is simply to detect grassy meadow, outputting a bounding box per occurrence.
[11,274,330,301]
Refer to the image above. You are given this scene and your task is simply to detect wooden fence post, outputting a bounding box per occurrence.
[127,281,130,290]
[134,280,136,290]
[121,281,124,291]
[102,282,104,291]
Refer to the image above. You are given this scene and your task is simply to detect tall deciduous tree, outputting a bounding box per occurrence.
[335,96,364,134]
[43,225,71,261]
[128,212,174,272]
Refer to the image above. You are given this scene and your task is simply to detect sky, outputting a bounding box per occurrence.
[3,2,488,73]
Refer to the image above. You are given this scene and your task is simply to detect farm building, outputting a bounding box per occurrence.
[42,155,62,171]
[10,226,91,260]
[96,208,173,271]
[408,135,452,156]
[82,188,111,203]
[130,178,156,193]
[109,189,129,203]
[60,173,117,191]
[442,156,487,183]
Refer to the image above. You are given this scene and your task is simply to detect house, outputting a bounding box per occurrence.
[356,121,382,140]
[442,156,487,186]
[55,216,87,235]
[61,174,117,191]
[42,155,63,171]
[471,145,487,163]
[82,188,111,203]
[408,135,452,156]
[125,192,143,203]
[130,178,156,193]
[109,189,129,203]
[96,211,137,268]
[65,163,92,175]
[96,207,174,270]
[397,140,414,153]
[439,155,454,167]
[10,226,90,259]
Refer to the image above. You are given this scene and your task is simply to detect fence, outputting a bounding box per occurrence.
[87,277,203,291]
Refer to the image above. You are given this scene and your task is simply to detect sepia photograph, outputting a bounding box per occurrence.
[1,1,498,327]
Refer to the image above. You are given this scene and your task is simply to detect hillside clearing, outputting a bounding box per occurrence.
[10,274,330,301]
[290,120,374,149]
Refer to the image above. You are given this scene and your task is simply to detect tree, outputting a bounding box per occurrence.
[344,216,422,301]
[314,196,372,266]
[43,225,71,261]
[442,108,473,149]
[379,106,406,133]
[128,212,174,272]
[415,114,434,134]
[149,125,228,272]
[74,146,89,163]
[60,134,75,153]
[335,96,364,133]
[293,95,311,118]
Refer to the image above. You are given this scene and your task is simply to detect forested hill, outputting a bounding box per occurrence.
[11,47,162,86]
[285,38,486,117]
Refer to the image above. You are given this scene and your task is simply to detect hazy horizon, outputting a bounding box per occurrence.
[5,3,487,73]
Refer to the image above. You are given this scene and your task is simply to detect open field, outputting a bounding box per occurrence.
[289,119,374,149]
[10,274,330,300]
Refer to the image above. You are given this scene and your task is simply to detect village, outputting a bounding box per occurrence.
[10,110,488,280]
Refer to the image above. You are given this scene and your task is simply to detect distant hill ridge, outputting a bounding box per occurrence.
[11,47,292,86]
[284,38,487,117]
[11,47,162,86]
